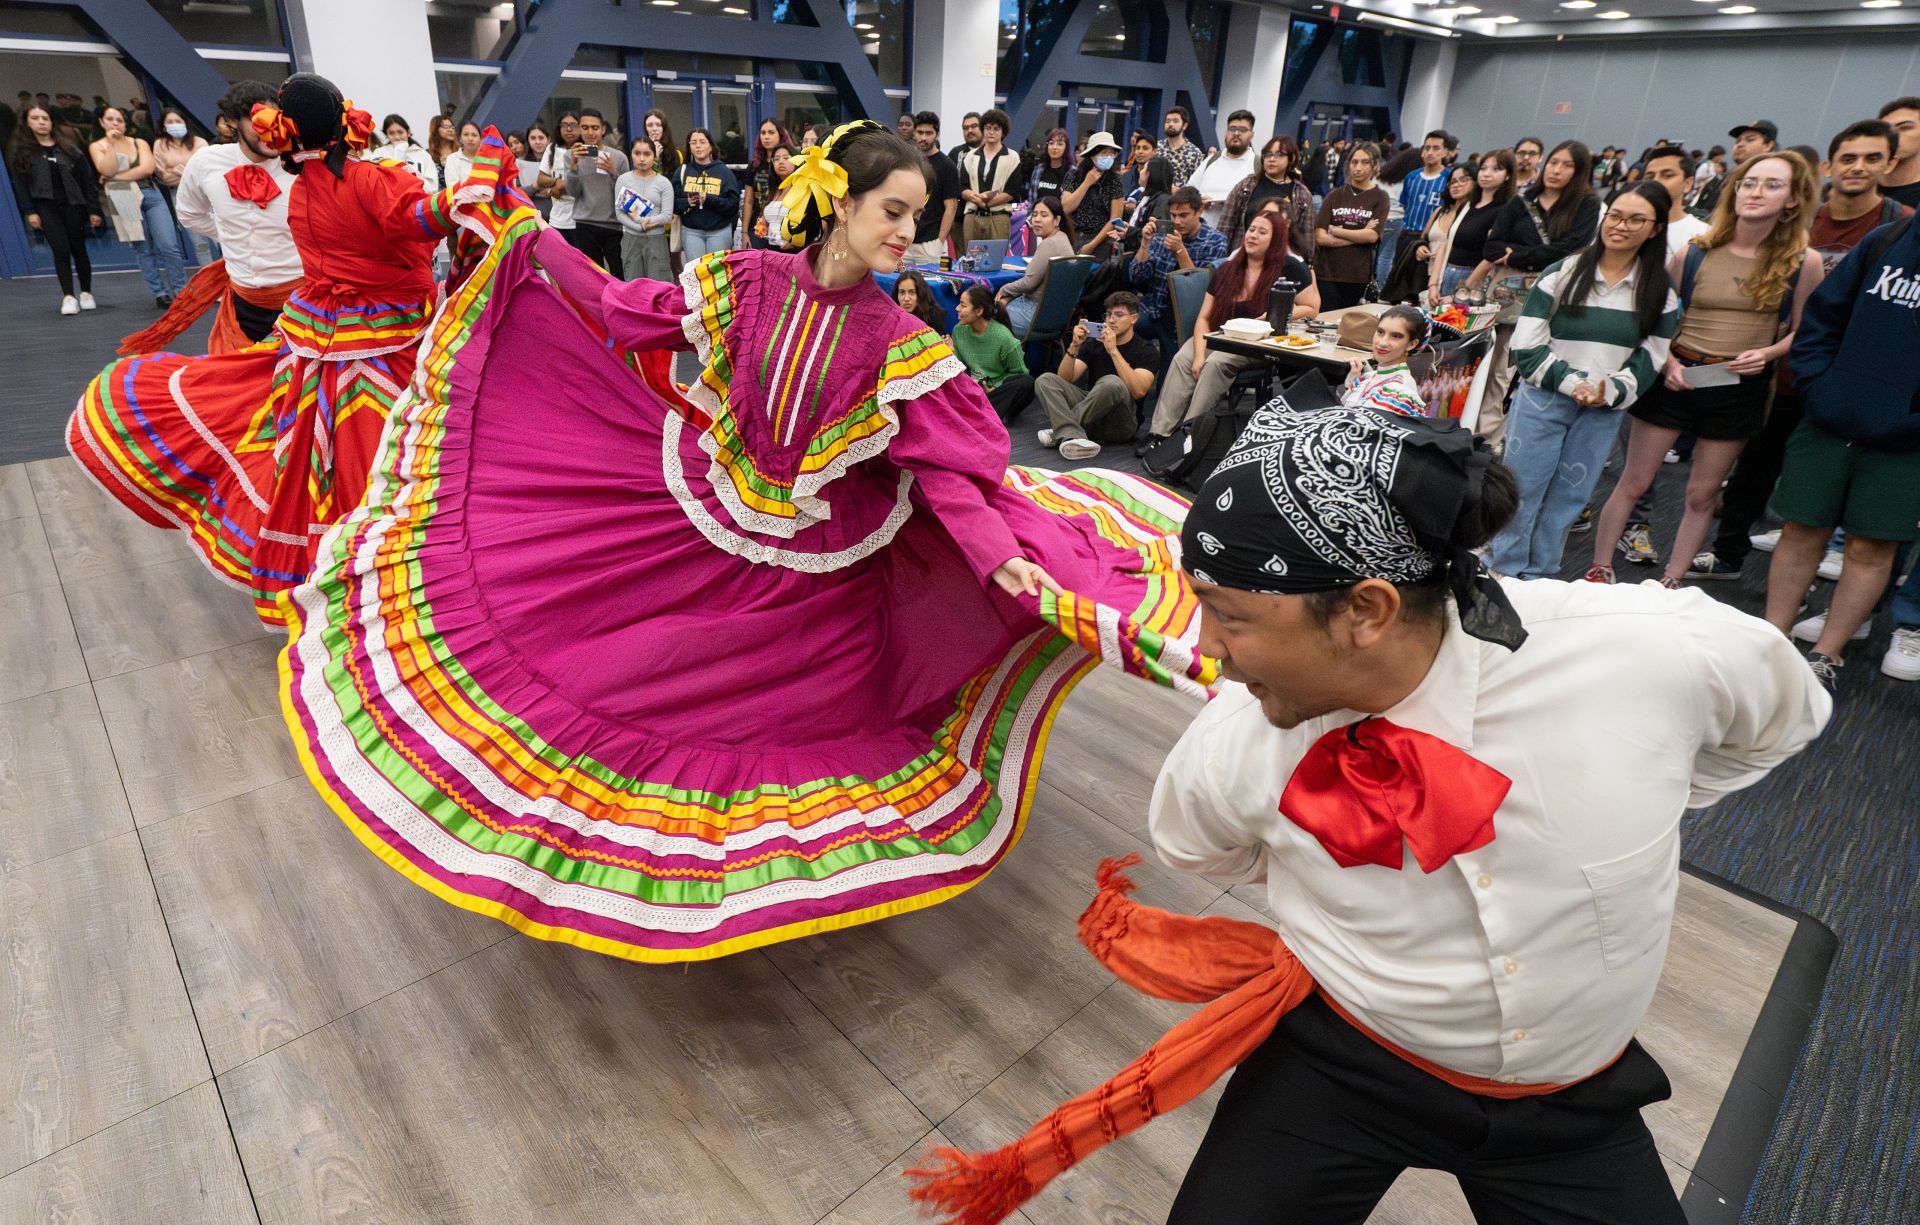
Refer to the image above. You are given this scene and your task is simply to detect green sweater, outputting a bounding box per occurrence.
[949,320,1027,390]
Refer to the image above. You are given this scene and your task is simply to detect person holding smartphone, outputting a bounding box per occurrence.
[1034,290,1158,461]
[563,107,629,278]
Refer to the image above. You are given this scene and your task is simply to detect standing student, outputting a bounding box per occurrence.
[1511,135,1544,190]
[1387,131,1453,280]
[1025,129,1076,223]
[614,139,674,282]
[674,127,740,259]
[425,114,458,188]
[1878,97,1920,208]
[442,120,482,186]
[1430,150,1515,304]
[1219,135,1316,261]
[1313,141,1389,310]
[947,111,981,168]
[958,109,1025,242]
[519,124,554,212]
[1060,130,1127,258]
[1488,184,1679,580]
[1189,110,1258,230]
[90,105,187,307]
[149,107,209,263]
[1157,106,1204,186]
[1408,164,1473,305]
[565,109,630,277]
[741,117,795,250]
[756,144,798,250]
[372,114,437,190]
[1691,119,1912,582]
[1588,151,1823,589]
[1465,141,1601,446]
[951,285,1036,424]
[9,103,101,314]
[536,111,579,234]
[906,112,960,265]
[1694,120,1778,217]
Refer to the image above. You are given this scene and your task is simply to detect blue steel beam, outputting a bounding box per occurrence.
[1005,0,1218,152]
[470,0,895,132]
[13,0,236,128]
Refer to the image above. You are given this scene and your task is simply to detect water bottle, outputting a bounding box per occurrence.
[1268,281,1297,334]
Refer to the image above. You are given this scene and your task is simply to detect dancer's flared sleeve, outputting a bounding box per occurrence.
[889,372,1024,583]
[602,276,697,352]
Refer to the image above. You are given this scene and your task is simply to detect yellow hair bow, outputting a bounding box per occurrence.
[777,142,850,245]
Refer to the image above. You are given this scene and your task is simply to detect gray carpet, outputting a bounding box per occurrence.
[2,276,1915,1224]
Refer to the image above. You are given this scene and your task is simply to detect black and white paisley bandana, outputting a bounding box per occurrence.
[1181,406,1528,651]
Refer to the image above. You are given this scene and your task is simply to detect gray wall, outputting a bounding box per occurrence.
[1444,33,1920,161]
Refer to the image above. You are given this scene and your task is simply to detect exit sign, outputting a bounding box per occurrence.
[1553,102,1573,114]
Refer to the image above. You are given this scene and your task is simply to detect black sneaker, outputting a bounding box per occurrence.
[1685,552,1742,581]
[155,294,172,309]
[1807,652,1842,694]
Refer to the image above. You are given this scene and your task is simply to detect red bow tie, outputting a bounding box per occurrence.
[224,163,281,208]
[1280,717,1510,873]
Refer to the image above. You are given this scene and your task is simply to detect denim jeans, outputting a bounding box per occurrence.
[1003,293,1037,336]
[1438,263,1474,300]
[1486,382,1629,579]
[131,185,187,298]
[682,225,732,259]
[1374,216,1404,286]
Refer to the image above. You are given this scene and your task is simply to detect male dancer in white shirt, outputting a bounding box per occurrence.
[909,406,1829,1225]
[1147,407,1829,1222]
[121,80,302,355]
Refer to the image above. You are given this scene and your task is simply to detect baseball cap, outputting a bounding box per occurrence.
[1728,119,1779,143]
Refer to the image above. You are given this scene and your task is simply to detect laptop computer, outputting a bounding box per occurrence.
[964,239,1010,273]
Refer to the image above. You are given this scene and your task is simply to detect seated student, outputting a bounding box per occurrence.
[951,285,1036,424]
[1339,304,1429,417]
[1033,290,1158,462]
[996,196,1073,335]
[1149,207,1320,439]
[892,267,947,332]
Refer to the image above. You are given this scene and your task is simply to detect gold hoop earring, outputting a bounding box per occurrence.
[830,228,848,260]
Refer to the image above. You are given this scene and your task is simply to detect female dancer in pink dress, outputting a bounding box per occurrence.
[281,121,1213,962]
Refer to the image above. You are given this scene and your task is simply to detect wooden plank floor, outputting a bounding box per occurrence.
[0,457,1800,1225]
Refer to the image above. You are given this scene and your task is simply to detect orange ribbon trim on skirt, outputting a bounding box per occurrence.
[904,855,1595,1225]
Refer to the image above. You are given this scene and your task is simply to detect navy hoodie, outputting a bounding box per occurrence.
[1790,218,1920,451]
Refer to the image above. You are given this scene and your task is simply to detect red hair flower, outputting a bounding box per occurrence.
[340,100,374,150]
[249,102,297,152]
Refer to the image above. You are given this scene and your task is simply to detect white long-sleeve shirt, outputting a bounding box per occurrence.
[1150,578,1829,1085]
[173,142,302,289]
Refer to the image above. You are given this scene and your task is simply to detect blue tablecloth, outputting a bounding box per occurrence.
[873,261,1027,332]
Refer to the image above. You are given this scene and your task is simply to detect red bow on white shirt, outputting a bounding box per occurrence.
[224,163,281,208]
[1280,717,1511,872]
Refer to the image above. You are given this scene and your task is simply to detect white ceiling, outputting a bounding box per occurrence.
[1286,0,1920,38]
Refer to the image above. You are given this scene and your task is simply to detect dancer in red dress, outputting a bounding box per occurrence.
[68,73,519,624]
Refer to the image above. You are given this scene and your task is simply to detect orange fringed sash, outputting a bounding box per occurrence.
[117,262,300,356]
[905,855,1589,1225]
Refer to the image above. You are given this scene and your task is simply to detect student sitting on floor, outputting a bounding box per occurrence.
[950,285,1036,424]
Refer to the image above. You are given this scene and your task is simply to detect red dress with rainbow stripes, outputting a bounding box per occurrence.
[279,219,1216,963]
[68,137,511,624]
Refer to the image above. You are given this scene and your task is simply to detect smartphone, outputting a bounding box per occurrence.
[1083,321,1105,340]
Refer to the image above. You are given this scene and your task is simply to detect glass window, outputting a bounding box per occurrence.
[546,77,627,143]
[706,87,751,164]
[647,52,754,76]
[997,0,1073,95]
[772,0,817,24]
[1284,19,1322,88]
[0,2,100,38]
[435,70,492,122]
[426,0,518,62]
[1336,27,1386,87]
[646,85,697,157]
[143,0,284,47]
[774,87,842,139]
[663,0,753,21]
[1190,2,1230,101]
[846,0,907,88]
[1078,0,1142,60]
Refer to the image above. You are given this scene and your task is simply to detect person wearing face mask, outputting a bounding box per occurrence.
[149,108,210,264]
[1061,130,1127,257]
[276,119,1214,966]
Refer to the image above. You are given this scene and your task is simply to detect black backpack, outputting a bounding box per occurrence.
[1142,367,1340,489]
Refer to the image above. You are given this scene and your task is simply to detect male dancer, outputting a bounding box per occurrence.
[120,80,302,355]
[911,407,1829,1225]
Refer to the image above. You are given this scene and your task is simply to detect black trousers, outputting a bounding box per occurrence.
[231,293,282,343]
[1712,390,1803,567]
[566,222,625,279]
[1167,996,1687,1225]
[1319,279,1368,311]
[34,201,93,296]
[987,373,1036,425]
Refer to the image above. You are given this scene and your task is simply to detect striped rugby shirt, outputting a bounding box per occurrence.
[1511,258,1680,409]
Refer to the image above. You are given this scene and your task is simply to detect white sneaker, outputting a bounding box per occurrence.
[60,295,79,316]
[1662,449,1682,464]
[78,291,97,310]
[1058,438,1102,462]
[1791,612,1870,644]
[1882,628,1920,681]
[1035,429,1055,448]
[1750,529,1780,553]
[1817,551,1844,581]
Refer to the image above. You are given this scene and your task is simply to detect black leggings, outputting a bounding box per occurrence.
[34,202,93,296]
[987,374,1036,425]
